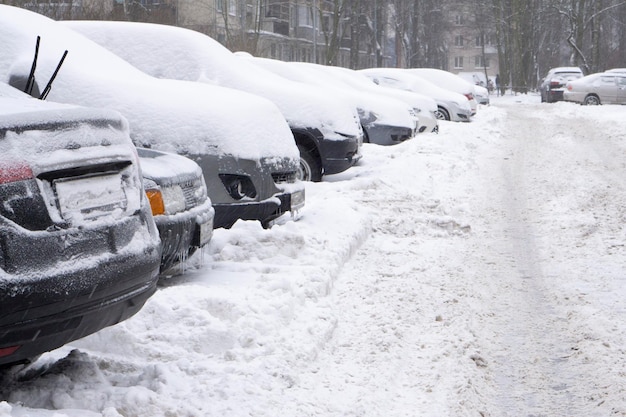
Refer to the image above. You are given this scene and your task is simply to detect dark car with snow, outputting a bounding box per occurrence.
[0,83,161,367]
[0,6,304,231]
[137,148,214,273]
[540,67,584,103]
[63,20,363,182]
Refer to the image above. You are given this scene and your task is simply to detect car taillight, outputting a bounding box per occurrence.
[146,189,166,215]
[567,84,573,91]
[0,345,20,358]
[464,93,474,101]
[0,163,33,184]
[550,80,561,87]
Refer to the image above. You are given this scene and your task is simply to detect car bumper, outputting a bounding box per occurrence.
[365,124,414,146]
[0,225,161,366]
[213,185,305,229]
[320,136,362,175]
[154,199,215,272]
[547,89,566,102]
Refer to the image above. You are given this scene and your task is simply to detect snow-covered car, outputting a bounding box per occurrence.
[0,82,161,368]
[473,84,490,105]
[63,20,363,182]
[405,68,478,115]
[137,148,214,273]
[539,67,583,103]
[563,72,626,105]
[0,6,304,229]
[246,57,419,145]
[359,68,473,122]
[300,63,441,136]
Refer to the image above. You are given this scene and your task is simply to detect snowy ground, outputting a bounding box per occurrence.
[1,93,626,417]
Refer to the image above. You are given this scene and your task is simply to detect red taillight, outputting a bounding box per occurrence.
[550,80,561,87]
[0,345,20,358]
[0,163,34,184]
[464,93,474,101]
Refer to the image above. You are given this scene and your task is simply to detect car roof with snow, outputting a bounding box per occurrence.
[0,6,297,163]
[62,19,362,139]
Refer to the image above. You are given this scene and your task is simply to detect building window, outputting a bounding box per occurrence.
[217,0,224,12]
[454,35,464,47]
[228,0,236,16]
[475,56,490,69]
[298,4,313,27]
[475,35,483,47]
[454,56,463,69]
[455,15,464,25]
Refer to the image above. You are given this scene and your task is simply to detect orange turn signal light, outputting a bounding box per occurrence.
[146,189,165,215]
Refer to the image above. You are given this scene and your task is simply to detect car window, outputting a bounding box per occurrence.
[600,75,616,84]
[618,76,626,86]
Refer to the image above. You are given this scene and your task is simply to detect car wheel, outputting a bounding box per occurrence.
[583,95,600,105]
[435,106,450,121]
[297,145,322,182]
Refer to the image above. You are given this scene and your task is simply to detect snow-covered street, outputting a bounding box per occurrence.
[1,94,625,417]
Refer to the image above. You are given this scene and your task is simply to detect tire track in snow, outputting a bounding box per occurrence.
[475,100,626,417]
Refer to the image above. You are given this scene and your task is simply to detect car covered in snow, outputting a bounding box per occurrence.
[405,68,478,115]
[539,67,584,103]
[63,20,363,182]
[563,71,626,105]
[245,57,421,145]
[137,148,214,273]
[359,68,473,122]
[0,82,161,367]
[0,6,304,229]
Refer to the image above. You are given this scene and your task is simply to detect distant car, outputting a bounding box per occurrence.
[539,67,583,103]
[63,20,363,182]
[247,57,418,145]
[473,84,490,105]
[405,68,478,115]
[0,5,304,230]
[0,82,161,367]
[563,72,626,105]
[359,68,473,122]
[137,148,214,273]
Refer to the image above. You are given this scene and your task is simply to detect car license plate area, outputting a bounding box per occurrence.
[194,217,213,247]
[291,189,305,211]
[55,173,127,221]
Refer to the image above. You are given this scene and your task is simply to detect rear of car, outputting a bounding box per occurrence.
[540,67,583,103]
[0,85,161,367]
[138,148,214,273]
[564,72,626,105]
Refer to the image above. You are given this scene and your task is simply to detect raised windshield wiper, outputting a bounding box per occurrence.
[24,35,40,95]
[23,36,68,101]
[40,49,68,100]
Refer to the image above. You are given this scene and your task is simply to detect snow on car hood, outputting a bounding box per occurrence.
[62,20,362,140]
[359,68,472,110]
[247,57,415,130]
[0,6,298,163]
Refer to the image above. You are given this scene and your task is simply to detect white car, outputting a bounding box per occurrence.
[359,68,473,122]
[564,72,626,105]
[64,20,363,182]
[1,5,304,230]
[248,57,419,145]
[405,68,478,115]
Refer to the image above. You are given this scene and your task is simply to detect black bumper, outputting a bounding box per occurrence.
[0,250,160,367]
[320,137,362,175]
[213,190,302,229]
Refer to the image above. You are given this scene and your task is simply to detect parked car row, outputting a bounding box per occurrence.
[0,5,486,368]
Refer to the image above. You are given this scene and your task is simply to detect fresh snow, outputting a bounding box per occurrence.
[1,94,626,417]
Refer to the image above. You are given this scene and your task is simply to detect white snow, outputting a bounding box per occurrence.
[0,6,298,162]
[2,93,626,417]
[62,20,363,141]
